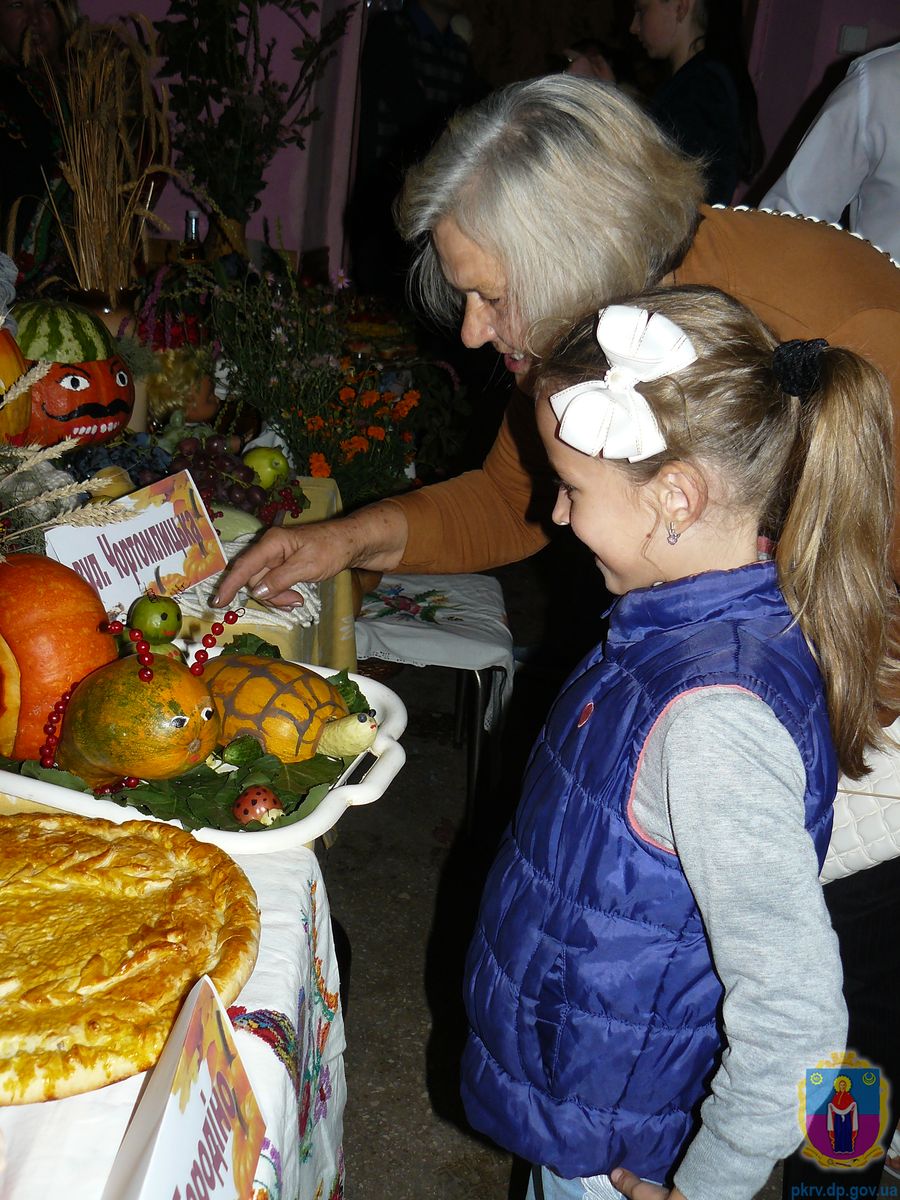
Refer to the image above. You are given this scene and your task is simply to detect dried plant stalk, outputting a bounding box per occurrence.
[0,361,53,414]
[43,17,173,301]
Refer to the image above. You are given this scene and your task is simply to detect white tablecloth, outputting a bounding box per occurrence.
[0,846,346,1200]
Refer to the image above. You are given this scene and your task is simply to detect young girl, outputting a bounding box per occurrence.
[461,285,900,1200]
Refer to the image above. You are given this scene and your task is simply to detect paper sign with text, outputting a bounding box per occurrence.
[101,975,266,1200]
[44,470,226,616]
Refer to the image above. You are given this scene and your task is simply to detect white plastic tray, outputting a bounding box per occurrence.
[0,664,407,855]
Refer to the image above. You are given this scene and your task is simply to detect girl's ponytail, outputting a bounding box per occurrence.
[777,347,900,777]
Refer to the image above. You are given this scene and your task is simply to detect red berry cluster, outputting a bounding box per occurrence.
[95,776,141,795]
[257,485,307,526]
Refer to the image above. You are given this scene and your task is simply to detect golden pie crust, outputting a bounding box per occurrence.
[0,812,260,1105]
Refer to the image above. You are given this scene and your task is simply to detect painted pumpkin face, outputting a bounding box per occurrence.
[23,355,134,445]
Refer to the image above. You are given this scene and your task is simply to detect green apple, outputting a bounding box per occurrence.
[127,595,183,643]
[243,446,290,491]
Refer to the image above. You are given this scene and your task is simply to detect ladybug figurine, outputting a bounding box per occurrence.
[233,785,285,826]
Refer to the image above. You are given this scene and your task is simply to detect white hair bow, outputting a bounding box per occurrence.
[549,305,697,462]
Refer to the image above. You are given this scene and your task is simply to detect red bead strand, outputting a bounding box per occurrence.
[37,682,78,768]
[187,609,243,675]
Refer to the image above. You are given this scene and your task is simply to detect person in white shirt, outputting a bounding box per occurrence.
[762,41,899,262]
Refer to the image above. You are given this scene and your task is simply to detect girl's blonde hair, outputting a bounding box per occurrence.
[395,75,705,356]
[535,285,900,779]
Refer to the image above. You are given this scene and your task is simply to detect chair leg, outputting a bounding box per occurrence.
[464,668,508,841]
[453,670,467,749]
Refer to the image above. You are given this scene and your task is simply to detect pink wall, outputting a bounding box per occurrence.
[747,0,900,197]
[80,0,363,275]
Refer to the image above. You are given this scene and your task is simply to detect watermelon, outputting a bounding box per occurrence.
[13,300,115,364]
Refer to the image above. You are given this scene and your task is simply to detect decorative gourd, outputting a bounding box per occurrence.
[56,656,220,788]
[0,554,118,761]
[0,327,29,440]
[11,300,134,446]
[204,654,378,762]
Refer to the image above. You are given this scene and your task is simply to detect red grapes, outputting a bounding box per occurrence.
[173,436,306,524]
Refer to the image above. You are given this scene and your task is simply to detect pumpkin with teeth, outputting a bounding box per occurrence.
[9,300,135,447]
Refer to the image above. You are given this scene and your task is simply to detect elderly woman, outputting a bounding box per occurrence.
[215,74,900,1200]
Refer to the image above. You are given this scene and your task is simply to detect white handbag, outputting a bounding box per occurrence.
[822,717,900,883]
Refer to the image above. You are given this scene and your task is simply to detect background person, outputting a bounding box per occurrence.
[627,0,762,204]
[347,0,485,298]
[761,40,900,263]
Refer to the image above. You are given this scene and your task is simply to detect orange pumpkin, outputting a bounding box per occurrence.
[0,328,29,440]
[0,555,118,761]
[56,656,220,788]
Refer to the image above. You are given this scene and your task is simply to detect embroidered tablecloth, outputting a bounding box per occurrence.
[0,845,346,1200]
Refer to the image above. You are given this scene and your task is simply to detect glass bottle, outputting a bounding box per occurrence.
[178,209,203,265]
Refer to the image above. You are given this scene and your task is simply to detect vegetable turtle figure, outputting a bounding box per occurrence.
[204,654,378,762]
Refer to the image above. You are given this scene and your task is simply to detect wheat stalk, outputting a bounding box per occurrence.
[43,18,172,300]
[0,435,81,479]
[0,476,106,520]
[0,500,132,559]
[0,361,53,412]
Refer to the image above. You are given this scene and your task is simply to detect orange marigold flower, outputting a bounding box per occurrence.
[306,415,325,432]
[401,430,414,443]
[359,389,380,408]
[367,426,386,441]
[339,386,356,402]
[340,435,369,461]
[403,389,421,404]
[309,452,331,478]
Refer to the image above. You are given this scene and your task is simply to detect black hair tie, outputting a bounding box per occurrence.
[772,338,829,401]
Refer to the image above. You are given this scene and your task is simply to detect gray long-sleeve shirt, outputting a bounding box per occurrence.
[630,688,847,1200]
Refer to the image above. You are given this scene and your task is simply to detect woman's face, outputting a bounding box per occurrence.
[0,0,62,66]
[630,0,682,62]
[432,217,531,378]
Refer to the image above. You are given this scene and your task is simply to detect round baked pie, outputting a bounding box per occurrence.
[0,812,260,1105]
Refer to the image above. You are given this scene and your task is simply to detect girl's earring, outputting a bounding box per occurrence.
[666,522,680,545]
